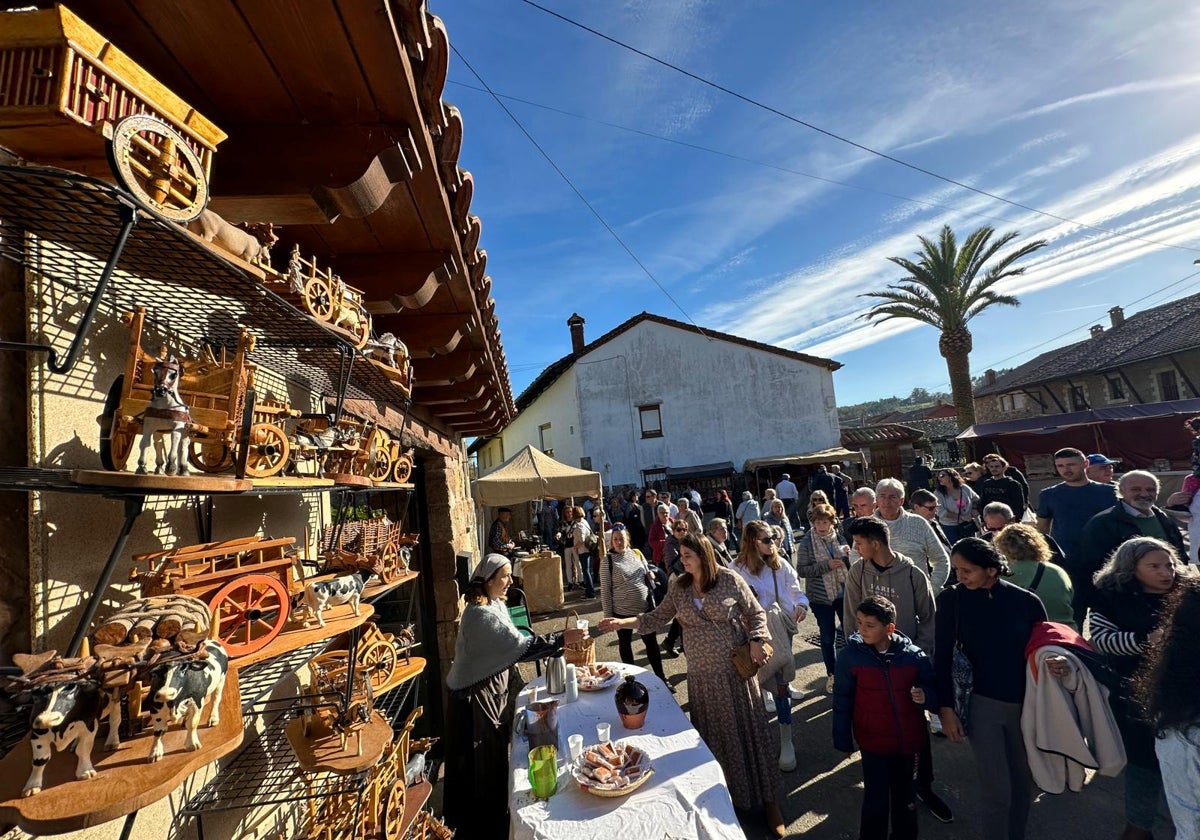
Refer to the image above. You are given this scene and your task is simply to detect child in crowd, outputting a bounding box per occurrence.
[833,596,937,840]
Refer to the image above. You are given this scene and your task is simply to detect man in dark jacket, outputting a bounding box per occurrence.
[979,454,1027,521]
[1076,470,1187,612]
[809,464,836,500]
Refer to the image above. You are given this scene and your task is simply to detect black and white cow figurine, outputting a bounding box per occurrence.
[147,640,228,763]
[23,679,122,796]
[301,574,365,628]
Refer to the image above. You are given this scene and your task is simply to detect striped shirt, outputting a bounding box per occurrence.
[599,549,652,618]
[1087,610,1147,657]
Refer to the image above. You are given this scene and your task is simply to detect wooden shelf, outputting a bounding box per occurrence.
[328,473,372,487]
[362,570,418,603]
[368,481,414,491]
[232,604,375,669]
[0,668,243,835]
[285,710,392,774]
[71,470,252,493]
[376,656,425,697]
[248,476,335,490]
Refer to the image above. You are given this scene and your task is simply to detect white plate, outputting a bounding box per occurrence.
[570,743,654,796]
[575,664,620,691]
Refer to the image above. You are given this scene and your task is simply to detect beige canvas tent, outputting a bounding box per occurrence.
[472,444,602,506]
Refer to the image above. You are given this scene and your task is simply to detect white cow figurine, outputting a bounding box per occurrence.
[147,640,228,763]
[301,574,365,628]
[22,678,122,796]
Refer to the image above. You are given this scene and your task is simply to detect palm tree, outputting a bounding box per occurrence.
[862,225,1046,431]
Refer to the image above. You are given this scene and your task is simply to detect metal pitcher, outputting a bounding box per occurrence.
[545,653,567,695]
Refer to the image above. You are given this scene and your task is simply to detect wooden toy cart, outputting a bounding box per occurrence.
[129,536,299,658]
[309,623,417,696]
[99,307,298,479]
[0,6,224,222]
[291,414,393,481]
[257,246,371,349]
[321,518,411,584]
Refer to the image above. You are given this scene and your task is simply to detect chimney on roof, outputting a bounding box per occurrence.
[1090,325,1105,339]
[985,369,997,386]
[567,313,585,353]
[1109,306,1125,328]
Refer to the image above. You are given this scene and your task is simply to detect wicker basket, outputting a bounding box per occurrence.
[563,610,595,667]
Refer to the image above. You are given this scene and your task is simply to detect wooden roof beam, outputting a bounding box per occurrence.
[411,352,485,386]
[373,312,473,358]
[412,373,490,404]
[337,250,450,311]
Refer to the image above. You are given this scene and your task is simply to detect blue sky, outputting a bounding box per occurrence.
[434,0,1200,406]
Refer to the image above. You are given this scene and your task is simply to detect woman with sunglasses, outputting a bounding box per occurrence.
[734,519,810,772]
[648,504,672,570]
[661,518,691,657]
[599,531,787,836]
[598,524,668,682]
[934,468,979,543]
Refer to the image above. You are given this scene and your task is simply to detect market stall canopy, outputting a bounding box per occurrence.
[743,447,865,472]
[665,461,735,479]
[472,445,602,506]
[956,398,1200,439]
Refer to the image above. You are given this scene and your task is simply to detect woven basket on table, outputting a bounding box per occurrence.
[563,609,595,667]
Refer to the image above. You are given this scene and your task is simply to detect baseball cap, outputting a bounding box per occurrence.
[1086,454,1118,465]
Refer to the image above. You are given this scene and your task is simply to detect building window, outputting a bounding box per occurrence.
[642,468,666,486]
[1069,385,1088,411]
[999,394,1016,413]
[638,404,663,438]
[1107,377,1126,401]
[580,457,592,470]
[539,423,554,457]
[1158,370,1180,401]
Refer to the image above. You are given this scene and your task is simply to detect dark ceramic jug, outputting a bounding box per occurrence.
[615,674,649,729]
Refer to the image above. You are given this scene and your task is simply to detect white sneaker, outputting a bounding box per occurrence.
[825,674,835,694]
[787,684,807,700]
[763,690,775,712]
[928,712,944,734]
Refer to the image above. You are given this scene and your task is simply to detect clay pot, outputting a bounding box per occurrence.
[615,674,649,729]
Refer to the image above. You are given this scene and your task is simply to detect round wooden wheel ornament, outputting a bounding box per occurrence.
[379,540,401,582]
[243,423,290,478]
[350,313,371,350]
[391,455,413,484]
[302,276,335,322]
[381,780,407,840]
[99,375,134,471]
[368,446,393,482]
[361,639,398,691]
[188,440,233,473]
[107,114,209,223]
[209,573,289,657]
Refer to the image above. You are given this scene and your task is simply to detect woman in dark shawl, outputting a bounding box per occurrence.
[442,554,583,837]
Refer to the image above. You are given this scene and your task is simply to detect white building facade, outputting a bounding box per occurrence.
[474,313,842,489]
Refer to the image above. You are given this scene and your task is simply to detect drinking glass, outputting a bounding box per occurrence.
[528,744,558,799]
[596,722,611,744]
[568,734,584,761]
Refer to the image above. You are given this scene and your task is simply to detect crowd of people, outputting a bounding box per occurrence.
[453,449,1199,840]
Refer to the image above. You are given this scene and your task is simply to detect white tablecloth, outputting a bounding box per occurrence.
[509,664,746,840]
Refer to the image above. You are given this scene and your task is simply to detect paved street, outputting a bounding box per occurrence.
[524,588,1141,840]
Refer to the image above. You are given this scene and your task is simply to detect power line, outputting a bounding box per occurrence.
[446,79,1034,232]
[449,45,711,336]
[517,0,1200,256]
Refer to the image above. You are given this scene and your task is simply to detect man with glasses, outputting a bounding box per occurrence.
[872,478,949,590]
[909,489,952,551]
[841,517,952,823]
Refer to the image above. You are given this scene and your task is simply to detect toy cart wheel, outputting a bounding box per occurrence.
[349,312,371,350]
[243,423,290,478]
[99,375,134,471]
[361,639,398,692]
[189,440,233,473]
[379,541,403,582]
[209,573,289,657]
[368,446,393,483]
[303,276,335,322]
[381,780,407,840]
[107,115,209,224]
[391,454,413,484]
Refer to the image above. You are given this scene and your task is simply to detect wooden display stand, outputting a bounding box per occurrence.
[232,603,375,669]
[71,470,252,493]
[0,669,243,835]
[522,551,564,614]
[284,710,392,774]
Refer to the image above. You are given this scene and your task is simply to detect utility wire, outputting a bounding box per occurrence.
[449,45,711,337]
[518,0,1200,256]
[446,79,1034,232]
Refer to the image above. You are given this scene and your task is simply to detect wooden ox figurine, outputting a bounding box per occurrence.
[147,640,228,762]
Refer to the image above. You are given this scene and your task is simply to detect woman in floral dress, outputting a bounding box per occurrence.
[600,531,787,836]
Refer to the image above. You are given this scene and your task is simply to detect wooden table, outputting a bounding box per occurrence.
[509,664,745,840]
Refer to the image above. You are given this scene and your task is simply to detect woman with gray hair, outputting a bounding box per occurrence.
[1090,537,1195,840]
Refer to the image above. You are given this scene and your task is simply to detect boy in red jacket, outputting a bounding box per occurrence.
[833,596,937,840]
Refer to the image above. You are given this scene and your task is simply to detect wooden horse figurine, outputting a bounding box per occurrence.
[136,355,191,476]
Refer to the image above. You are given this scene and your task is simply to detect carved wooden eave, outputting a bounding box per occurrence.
[30,0,516,436]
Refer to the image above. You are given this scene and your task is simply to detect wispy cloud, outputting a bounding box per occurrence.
[999,75,1200,124]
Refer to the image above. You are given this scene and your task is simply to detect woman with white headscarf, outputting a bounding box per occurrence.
[443,554,584,838]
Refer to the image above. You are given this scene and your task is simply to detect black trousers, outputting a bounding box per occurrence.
[616,627,666,680]
[860,751,919,840]
[916,726,934,791]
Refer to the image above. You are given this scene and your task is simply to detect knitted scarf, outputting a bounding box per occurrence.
[446,599,533,691]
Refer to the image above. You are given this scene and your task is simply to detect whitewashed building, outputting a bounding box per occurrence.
[472,313,843,490]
